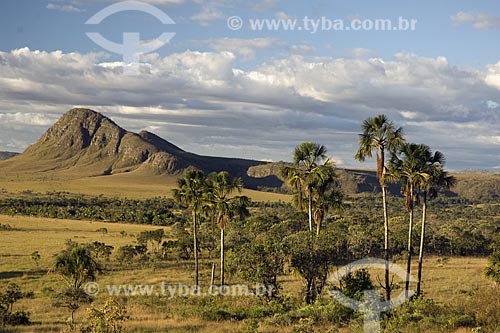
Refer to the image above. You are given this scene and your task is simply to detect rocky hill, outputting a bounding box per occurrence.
[0,108,281,189]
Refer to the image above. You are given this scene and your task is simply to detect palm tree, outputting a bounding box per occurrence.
[484,251,500,284]
[205,171,250,287]
[282,142,335,233]
[172,169,207,292]
[53,245,101,289]
[312,170,343,235]
[354,115,405,301]
[388,143,430,299]
[416,152,456,296]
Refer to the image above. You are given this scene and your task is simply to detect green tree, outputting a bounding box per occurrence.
[137,229,165,259]
[205,171,250,287]
[354,114,404,301]
[484,251,500,284]
[53,287,93,328]
[53,244,102,289]
[415,150,456,296]
[284,228,347,304]
[282,142,335,234]
[0,283,30,329]
[172,168,207,291]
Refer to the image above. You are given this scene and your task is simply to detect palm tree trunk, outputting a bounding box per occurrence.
[193,209,199,293]
[416,192,427,296]
[308,186,313,233]
[405,185,414,299]
[220,227,225,287]
[379,149,391,302]
[210,262,215,294]
[382,185,391,302]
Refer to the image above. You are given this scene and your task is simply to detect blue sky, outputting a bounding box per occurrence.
[1,0,500,170]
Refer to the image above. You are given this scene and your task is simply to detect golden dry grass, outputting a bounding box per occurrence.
[0,172,290,202]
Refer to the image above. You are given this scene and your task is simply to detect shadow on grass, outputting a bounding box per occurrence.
[0,269,47,280]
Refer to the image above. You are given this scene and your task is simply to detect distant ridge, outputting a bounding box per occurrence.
[0,151,19,161]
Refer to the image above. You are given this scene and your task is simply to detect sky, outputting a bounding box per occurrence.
[0,0,500,170]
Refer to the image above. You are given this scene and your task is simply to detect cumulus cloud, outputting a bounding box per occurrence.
[451,12,500,30]
[0,47,499,169]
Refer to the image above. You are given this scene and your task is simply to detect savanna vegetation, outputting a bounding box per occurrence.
[0,115,499,332]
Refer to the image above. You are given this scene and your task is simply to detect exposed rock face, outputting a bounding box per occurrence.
[20,108,175,175]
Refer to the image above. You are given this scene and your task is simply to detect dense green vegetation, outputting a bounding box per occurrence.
[0,194,180,225]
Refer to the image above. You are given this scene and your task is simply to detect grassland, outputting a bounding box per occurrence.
[0,214,492,332]
[0,172,290,202]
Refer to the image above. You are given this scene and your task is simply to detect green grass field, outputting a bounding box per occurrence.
[0,214,492,332]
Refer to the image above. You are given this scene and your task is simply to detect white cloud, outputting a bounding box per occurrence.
[486,100,500,109]
[349,48,375,59]
[0,47,499,168]
[251,0,281,11]
[0,112,56,126]
[290,45,316,54]
[451,12,500,30]
[190,6,224,25]
[400,111,419,119]
[208,38,280,60]
[46,3,85,12]
[275,11,290,20]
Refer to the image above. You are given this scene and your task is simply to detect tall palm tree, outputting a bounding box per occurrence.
[205,171,250,287]
[388,143,430,299]
[354,115,405,301]
[282,142,334,233]
[416,152,456,296]
[172,169,207,292]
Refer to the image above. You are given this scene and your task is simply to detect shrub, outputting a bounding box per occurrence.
[0,283,31,329]
[81,297,129,333]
